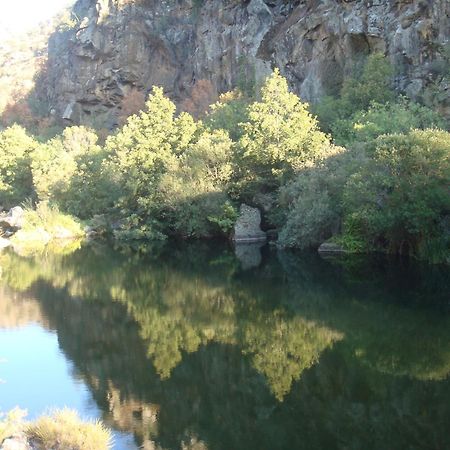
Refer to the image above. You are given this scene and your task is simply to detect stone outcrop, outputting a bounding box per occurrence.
[41,0,450,128]
[233,204,266,243]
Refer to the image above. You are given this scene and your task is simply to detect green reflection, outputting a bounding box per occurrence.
[0,242,449,449]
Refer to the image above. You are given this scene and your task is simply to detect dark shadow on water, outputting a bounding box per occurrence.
[0,241,449,449]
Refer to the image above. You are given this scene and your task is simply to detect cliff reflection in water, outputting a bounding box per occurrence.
[0,241,449,450]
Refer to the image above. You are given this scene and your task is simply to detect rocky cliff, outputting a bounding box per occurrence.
[43,0,450,128]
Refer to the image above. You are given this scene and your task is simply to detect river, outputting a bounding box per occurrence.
[0,240,449,449]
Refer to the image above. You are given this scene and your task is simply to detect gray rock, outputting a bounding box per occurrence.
[0,207,25,231]
[40,0,449,128]
[318,242,347,254]
[0,434,32,450]
[233,204,266,243]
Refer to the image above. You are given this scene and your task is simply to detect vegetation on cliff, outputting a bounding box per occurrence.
[0,54,448,262]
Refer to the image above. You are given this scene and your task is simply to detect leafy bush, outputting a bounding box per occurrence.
[315,53,395,133]
[11,202,85,254]
[32,126,115,219]
[277,147,359,248]
[158,128,235,237]
[341,129,450,261]
[333,99,446,146]
[0,125,36,207]
[205,89,250,141]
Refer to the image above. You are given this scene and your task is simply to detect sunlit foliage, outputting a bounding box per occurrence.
[0,125,36,207]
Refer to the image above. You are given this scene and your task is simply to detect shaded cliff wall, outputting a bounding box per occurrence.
[43,0,450,128]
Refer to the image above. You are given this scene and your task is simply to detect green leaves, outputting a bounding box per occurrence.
[0,124,36,207]
[341,129,450,260]
[240,69,330,184]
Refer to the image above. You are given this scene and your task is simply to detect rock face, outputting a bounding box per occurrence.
[42,0,450,128]
[233,204,266,243]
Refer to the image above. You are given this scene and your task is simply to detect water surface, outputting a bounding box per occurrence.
[0,241,449,449]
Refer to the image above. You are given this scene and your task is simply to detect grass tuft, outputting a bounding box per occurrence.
[26,408,112,450]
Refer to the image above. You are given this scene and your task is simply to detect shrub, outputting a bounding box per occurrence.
[107,88,236,239]
[27,409,112,450]
[315,53,396,138]
[333,99,446,146]
[106,87,199,239]
[11,202,85,254]
[32,126,114,218]
[277,147,359,248]
[0,125,36,208]
[158,128,235,237]
[341,129,450,261]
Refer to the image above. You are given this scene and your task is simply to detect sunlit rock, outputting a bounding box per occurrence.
[233,204,266,244]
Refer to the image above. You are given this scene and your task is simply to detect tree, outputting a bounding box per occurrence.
[342,129,450,261]
[205,89,250,141]
[106,87,199,239]
[0,125,36,208]
[239,69,335,192]
[31,126,112,218]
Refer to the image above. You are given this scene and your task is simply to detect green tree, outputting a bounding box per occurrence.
[0,124,36,207]
[105,87,199,239]
[31,126,112,218]
[315,53,398,143]
[239,69,335,192]
[106,87,236,240]
[158,128,235,237]
[277,147,360,249]
[342,129,450,261]
[205,89,250,141]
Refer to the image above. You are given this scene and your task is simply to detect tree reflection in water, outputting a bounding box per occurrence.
[0,241,449,450]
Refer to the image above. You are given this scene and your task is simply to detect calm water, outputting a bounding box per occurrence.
[0,241,449,450]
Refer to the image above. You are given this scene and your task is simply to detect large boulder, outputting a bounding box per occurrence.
[0,433,33,450]
[233,204,266,243]
[0,207,25,231]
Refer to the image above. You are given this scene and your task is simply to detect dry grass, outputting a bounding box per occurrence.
[0,408,27,443]
[26,409,113,450]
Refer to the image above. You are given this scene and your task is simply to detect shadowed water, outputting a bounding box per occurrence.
[0,241,449,450]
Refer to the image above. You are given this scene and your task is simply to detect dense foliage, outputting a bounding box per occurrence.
[0,124,36,207]
[0,54,448,262]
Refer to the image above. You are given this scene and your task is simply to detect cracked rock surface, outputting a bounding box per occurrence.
[43,0,450,128]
